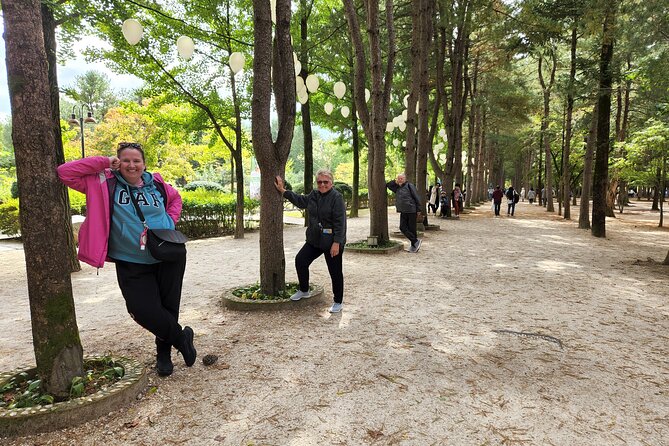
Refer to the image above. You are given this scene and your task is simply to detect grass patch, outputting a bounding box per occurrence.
[0,356,125,409]
[231,282,312,301]
[345,239,401,249]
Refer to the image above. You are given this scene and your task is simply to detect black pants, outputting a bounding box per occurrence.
[494,202,501,215]
[508,202,516,215]
[428,203,438,214]
[296,243,344,304]
[399,212,418,245]
[115,257,186,348]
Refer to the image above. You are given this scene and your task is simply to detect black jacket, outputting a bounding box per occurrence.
[386,180,421,213]
[283,188,347,247]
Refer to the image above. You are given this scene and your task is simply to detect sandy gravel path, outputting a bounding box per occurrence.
[1,199,668,445]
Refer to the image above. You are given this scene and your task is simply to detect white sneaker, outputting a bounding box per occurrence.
[329,303,343,313]
[290,290,310,301]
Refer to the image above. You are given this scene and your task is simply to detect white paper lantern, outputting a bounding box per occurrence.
[229,52,245,74]
[333,81,346,99]
[122,19,143,46]
[324,102,334,115]
[403,94,409,108]
[416,100,420,114]
[386,122,394,132]
[402,141,406,147]
[341,106,350,118]
[393,116,404,127]
[402,109,408,120]
[298,92,309,104]
[305,74,319,93]
[176,36,195,60]
[294,61,302,76]
[398,121,407,132]
[270,0,277,24]
[365,88,371,103]
[393,139,399,146]
[439,128,446,138]
[296,75,306,94]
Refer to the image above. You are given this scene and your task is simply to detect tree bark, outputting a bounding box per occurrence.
[41,2,81,273]
[343,0,395,242]
[538,52,557,212]
[299,0,314,226]
[579,104,597,230]
[592,0,618,238]
[252,0,296,295]
[416,0,434,219]
[2,0,83,397]
[562,26,577,220]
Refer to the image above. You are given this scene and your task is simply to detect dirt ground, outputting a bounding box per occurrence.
[1,198,669,445]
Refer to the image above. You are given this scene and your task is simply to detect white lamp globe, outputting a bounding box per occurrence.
[229,52,245,74]
[324,102,334,115]
[294,60,302,76]
[386,122,394,132]
[296,75,306,94]
[122,19,143,45]
[333,82,346,99]
[398,121,407,132]
[341,106,350,118]
[305,74,319,93]
[298,92,309,104]
[403,94,409,108]
[176,36,195,60]
[365,88,371,103]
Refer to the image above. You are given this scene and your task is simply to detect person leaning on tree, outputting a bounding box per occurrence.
[274,169,347,314]
[57,142,197,377]
[386,173,423,253]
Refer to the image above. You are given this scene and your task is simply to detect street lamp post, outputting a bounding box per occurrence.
[67,105,97,158]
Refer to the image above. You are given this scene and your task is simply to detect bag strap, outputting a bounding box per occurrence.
[126,185,149,228]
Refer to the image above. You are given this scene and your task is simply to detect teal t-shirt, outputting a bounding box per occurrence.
[108,172,175,264]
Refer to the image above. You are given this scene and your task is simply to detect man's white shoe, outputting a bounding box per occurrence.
[329,303,343,313]
[290,290,310,301]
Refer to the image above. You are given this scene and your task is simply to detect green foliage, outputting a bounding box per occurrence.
[231,282,306,301]
[0,198,20,236]
[333,181,352,200]
[10,181,18,199]
[177,190,260,238]
[183,181,224,192]
[69,189,87,215]
[69,357,125,399]
[0,372,54,409]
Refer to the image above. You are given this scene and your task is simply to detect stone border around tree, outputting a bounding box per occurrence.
[424,224,441,230]
[221,285,325,311]
[345,239,404,254]
[0,355,147,438]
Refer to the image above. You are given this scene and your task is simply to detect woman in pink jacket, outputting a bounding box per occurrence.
[58,142,196,377]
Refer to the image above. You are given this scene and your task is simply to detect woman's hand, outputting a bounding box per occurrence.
[109,156,120,170]
[274,175,286,194]
[330,242,340,257]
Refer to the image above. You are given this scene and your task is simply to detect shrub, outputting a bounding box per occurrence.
[10,181,18,199]
[0,198,20,237]
[334,181,352,200]
[183,181,224,192]
[178,190,260,238]
[69,189,86,215]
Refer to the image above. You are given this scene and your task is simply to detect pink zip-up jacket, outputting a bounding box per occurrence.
[57,156,182,268]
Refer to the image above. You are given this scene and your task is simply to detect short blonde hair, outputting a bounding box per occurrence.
[316,169,334,182]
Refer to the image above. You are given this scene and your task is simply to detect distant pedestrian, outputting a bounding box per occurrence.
[491,185,504,216]
[428,183,440,214]
[452,183,463,218]
[520,187,526,202]
[506,186,519,216]
[386,173,423,253]
[528,187,536,204]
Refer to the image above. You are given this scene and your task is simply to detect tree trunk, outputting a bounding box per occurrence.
[579,104,597,230]
[252,0,296,295]
[538,52,557,212]
[299,0,314,226]
[2,0,83,397]
[343,0,395,242]
[563,26,577,220]
[350,102,360,218]
[41,3,81,273]
[592,0,618,238]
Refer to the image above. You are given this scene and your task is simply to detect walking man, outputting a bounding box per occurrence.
[386,173,423,253]
[492,185,504,216]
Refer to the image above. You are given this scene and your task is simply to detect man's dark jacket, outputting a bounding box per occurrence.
[283,188,347,247]
[386,180,421,213]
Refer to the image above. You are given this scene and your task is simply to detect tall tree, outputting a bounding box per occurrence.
[343,0,396,242]
[252,0,296,295]
[562,25,577,220]
[537,49,557,212]
[592,0,619,238]
[2,0,83,397]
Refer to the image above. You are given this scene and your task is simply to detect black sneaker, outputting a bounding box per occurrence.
[177,326,197,367]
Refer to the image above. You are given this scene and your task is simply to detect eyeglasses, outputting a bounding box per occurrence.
[317,180,331,185]
[117,142,142,150]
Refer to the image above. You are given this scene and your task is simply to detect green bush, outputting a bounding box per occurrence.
[178,190,260,238]
[69,189,86,215]
[183,181,224,192]
[10,181,18,199]
[334,181,352,200]
[0,198,20,237]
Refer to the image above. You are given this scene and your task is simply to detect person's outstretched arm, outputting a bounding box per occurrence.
[275,175,309,209]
